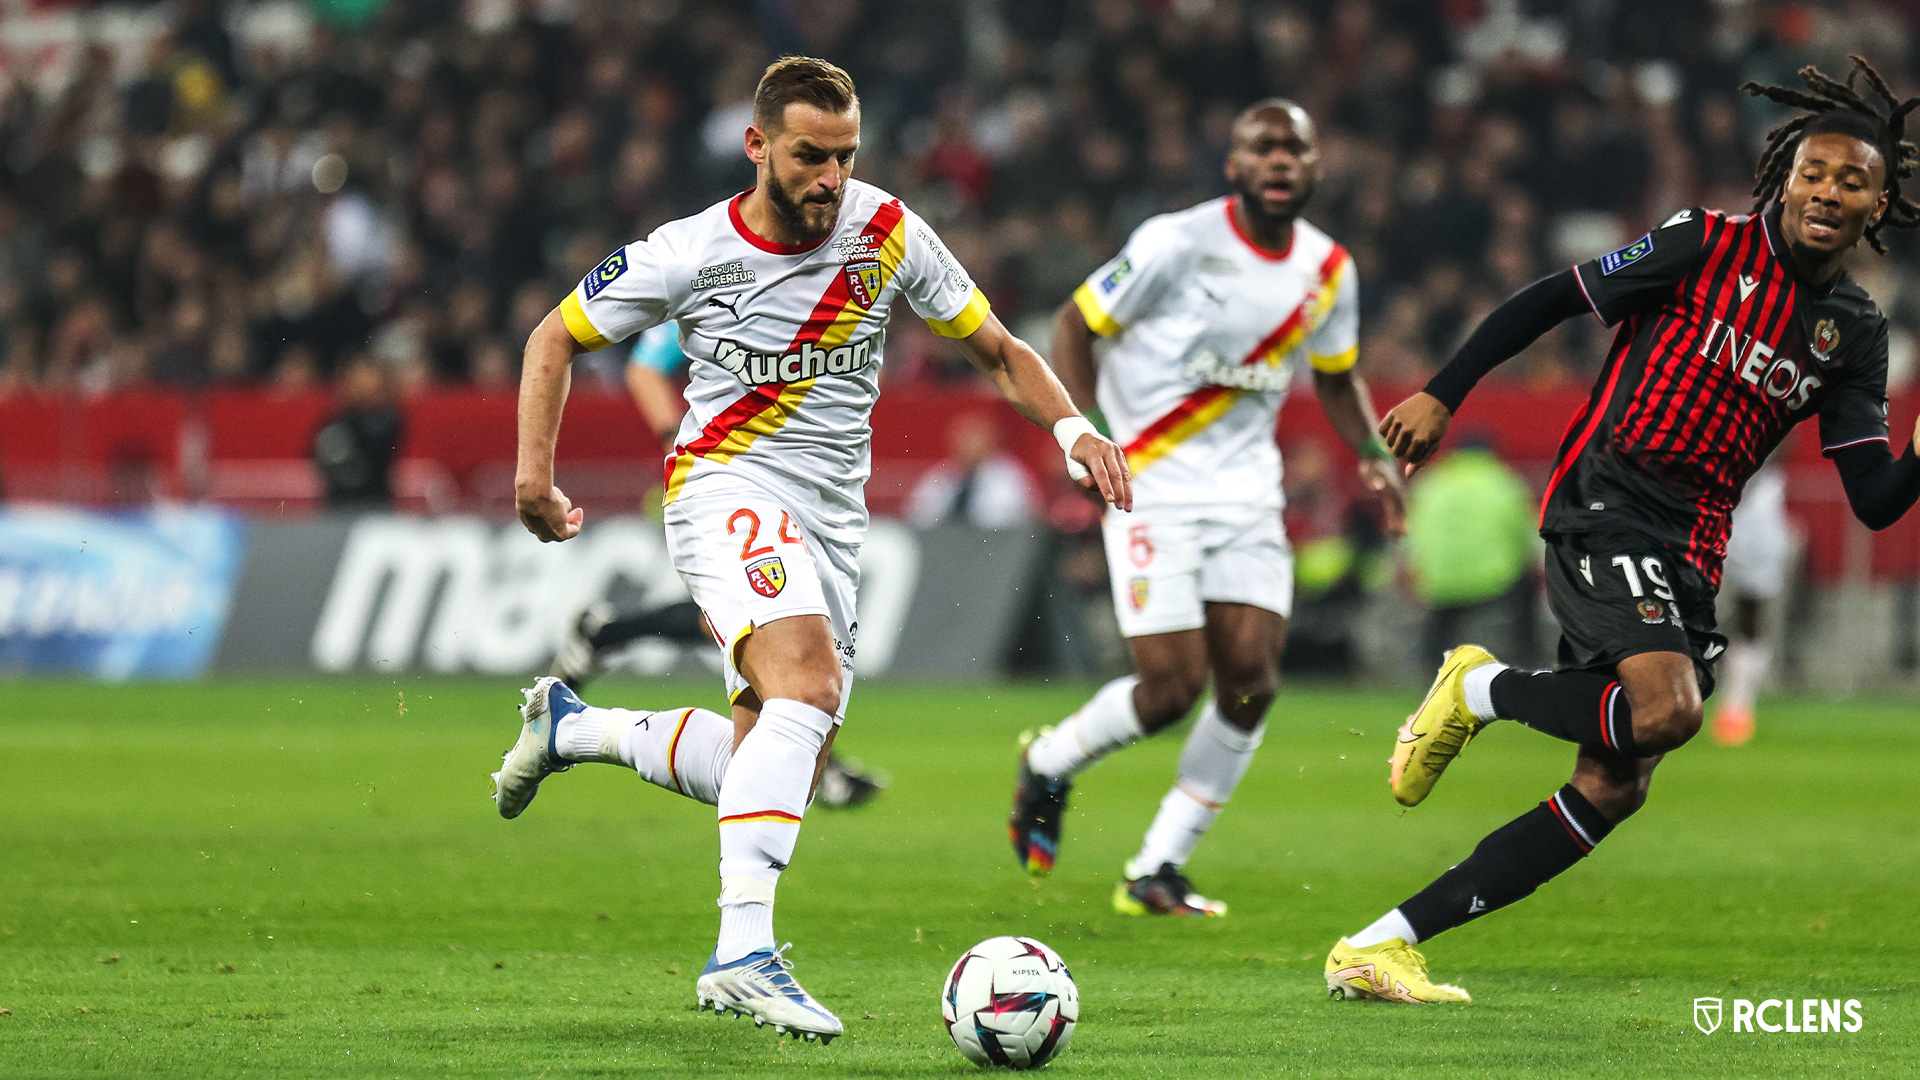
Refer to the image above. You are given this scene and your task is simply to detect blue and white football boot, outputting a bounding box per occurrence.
[696,943,844,1043]
[490,676,585,819]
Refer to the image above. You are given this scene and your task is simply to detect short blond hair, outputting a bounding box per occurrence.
[754,56,859,130]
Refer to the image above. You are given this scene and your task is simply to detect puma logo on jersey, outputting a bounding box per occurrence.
[707,296,741,317]
[1738,274,1758,303]
[712,337,874,386]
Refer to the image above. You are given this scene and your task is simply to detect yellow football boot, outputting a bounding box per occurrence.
[1388,644,1497,807]
[1324,937,1470,1003]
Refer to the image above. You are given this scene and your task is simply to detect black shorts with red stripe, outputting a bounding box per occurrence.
[1542,529,1727,700]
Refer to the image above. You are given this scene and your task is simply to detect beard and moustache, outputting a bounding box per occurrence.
[765,156,845,243]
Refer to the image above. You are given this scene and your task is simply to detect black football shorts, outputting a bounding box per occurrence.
[1543,531,1727,698]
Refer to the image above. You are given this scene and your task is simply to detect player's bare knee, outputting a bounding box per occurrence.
[776,669,842,718]
[1134,670,1205,731]
[1633,697,1702,753]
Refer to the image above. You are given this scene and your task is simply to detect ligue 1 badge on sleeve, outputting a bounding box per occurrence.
[746,556,787,598]
[583,249,628,299]
[1599,233,1653,275]
[1695,997,1723,1034]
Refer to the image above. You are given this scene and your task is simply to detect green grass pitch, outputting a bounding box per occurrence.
[0,677,1913,1078]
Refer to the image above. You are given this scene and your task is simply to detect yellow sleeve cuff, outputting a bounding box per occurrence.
[1072,282,1121,337]
[926,287,991,338]
[560,291,610,351]
[1309,345,1358,373]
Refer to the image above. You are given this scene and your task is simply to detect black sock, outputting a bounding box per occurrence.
[1489,668,1639,754]
[590,600,710,650]
[1398,784,1615,942]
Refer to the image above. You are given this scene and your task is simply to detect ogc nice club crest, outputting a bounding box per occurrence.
[746,556,787,598]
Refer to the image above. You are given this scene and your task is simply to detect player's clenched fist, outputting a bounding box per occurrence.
[1378,391,1453,473]
[517,484,585,542]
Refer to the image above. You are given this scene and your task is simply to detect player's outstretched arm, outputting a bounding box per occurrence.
[1313,368,1405,536]
[955,311,1132,512]
[1831,413,1920,530]
[1382,269,1591,470]
[515,306,591,542]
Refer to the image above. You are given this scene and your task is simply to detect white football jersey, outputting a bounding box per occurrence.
[562,179,989,545]
[1073,197,1358,513]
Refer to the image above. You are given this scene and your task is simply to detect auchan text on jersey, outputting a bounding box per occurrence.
[711,337,876,386]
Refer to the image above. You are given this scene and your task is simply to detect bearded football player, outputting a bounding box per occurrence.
[496,56,1130,1041]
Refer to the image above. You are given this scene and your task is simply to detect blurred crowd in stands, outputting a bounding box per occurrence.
[3,0,1920,400]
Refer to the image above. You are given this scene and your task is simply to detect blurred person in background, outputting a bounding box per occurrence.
[1011,100,1405,917]
[6,0,1918,406]
[905,411,1036,530]
[311,354,400,510]
[550,323,886,808]
[1711,463,1792,746]
[1404,435,1541,668]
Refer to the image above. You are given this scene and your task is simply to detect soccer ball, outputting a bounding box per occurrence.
[941,936,1079,1069]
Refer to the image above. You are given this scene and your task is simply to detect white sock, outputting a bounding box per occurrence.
[1026,675,1144,779]
[1126,703,1262,876]
[1174,701,1263,804]
[624,707,734,805]
[1719,641,1770,712]
[1349,908,1418,948]
[715,885,775,965]
[552,704,618,764]
[1127,788,1219,879]
[1462,662,1509,722]
[713,698,834,964]
[553,705,735,806]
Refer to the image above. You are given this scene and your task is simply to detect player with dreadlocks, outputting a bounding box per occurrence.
[1322,56,1920,1003]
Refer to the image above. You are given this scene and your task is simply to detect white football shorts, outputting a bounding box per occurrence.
[1101,506,1294,637]
[663,472,858,720]
[1722,467,1790,601]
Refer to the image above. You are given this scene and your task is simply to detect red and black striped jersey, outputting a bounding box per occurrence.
[1545,206,1891,586]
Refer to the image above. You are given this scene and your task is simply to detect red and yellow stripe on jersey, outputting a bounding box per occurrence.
[660,200,915,505]
[1122,244,1350,473]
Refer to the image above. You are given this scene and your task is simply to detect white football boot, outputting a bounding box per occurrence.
[696,944,844,1043]
[490,676,585,819]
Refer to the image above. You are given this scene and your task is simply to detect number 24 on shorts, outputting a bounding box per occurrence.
[728,508,804,599]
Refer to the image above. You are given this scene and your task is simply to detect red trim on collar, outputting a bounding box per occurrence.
[1225,197,1293,260]
[729,190,830,255]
